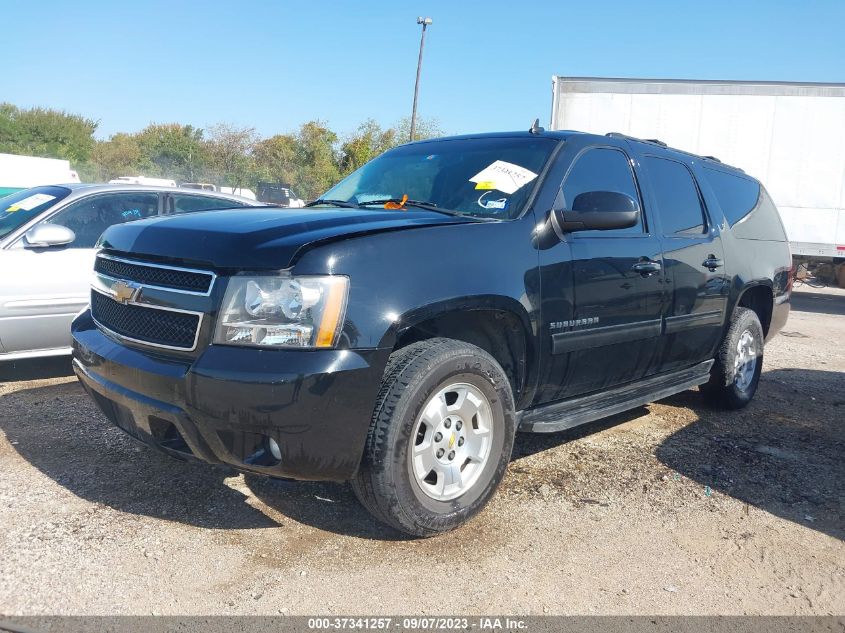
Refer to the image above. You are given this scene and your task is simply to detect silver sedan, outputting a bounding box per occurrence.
[0,183,261,361]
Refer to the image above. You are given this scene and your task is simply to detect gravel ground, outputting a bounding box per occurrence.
[0,285,843,616]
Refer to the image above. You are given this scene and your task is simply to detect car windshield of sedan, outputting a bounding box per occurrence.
[0,186,72,240]
[320,136,558,219]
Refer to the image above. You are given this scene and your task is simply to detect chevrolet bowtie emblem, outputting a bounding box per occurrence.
[448,433,456,449]
[111,279,141,304]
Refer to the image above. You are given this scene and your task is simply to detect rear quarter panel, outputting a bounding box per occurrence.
[693,168,791,341]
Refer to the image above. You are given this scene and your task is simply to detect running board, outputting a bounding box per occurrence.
[517,360,714,433]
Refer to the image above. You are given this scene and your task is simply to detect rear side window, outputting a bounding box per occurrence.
[702,167,761,226]
[561,147,643,234]
[644,157,706,235]
[171,194,244,214]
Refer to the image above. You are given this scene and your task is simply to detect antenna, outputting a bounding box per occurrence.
[529,118,544,134]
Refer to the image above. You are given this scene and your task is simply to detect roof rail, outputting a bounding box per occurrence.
[606,132,667,148]
[605,132,744,173]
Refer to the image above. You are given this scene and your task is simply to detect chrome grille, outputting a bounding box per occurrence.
[95,254,214,294]
[91,291,201,351]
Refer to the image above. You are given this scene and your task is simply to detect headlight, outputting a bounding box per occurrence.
[214,275,349,348]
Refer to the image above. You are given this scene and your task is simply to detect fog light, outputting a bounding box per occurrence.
[267,437,282,461]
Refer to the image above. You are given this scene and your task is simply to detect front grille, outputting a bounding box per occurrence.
[91,291,200,350]
[95,255,213,294]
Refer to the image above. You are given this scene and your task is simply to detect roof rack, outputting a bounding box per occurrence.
[605,132,667,148]
[603,132,746,173]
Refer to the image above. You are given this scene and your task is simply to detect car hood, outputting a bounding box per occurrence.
[98,206,475,269]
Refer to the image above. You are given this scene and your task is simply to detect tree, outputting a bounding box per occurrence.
[339,119,398,175]
[205,123,259,189]
[394,116,443,143]
[85,133,149,181]
[293,121,342,199]
[134,123,208,182]
[253,133,299,187]
[0,103,98,163]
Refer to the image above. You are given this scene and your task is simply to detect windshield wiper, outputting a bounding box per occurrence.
[358,198,467,218]
[305,199,359,208]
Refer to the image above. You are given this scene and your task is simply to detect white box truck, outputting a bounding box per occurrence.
[550,77,845,261]
[0,153,80,197]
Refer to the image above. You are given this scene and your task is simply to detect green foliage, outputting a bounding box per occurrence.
[1,102,444,200]
[395,116,444,143]
[85,133,149,181]
[0,103,98,163]
[293,121,342,199]
[339,119,398,174]
[205,123,259,190]
[253,133,299,189]
[134,123,208,182]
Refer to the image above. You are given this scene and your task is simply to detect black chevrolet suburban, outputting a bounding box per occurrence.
[71,129,791,536]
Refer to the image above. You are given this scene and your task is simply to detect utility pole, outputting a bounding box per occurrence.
[410,17,432,142]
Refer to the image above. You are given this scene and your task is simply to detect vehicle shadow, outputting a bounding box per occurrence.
[240,408,651,540]
[4,366,841,540]
[244,476,411,541]
[511,406,649,461]
[0,380,279,529]
[655,368,845,541]
[790,287,845,316]
[0,356,75,382]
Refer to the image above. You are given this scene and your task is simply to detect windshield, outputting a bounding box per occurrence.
[321,136,558,219]
[0,186,73,241]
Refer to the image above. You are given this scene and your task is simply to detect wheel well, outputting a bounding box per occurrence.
[395,310,528,403]
[737,285,773,336]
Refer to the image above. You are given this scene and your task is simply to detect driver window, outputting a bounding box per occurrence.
[47,193,160,248]
[561,148,644,235]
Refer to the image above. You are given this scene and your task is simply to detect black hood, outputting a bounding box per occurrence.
[98,206,474,269]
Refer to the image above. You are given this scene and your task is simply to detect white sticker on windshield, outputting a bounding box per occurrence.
[7,193,56,212]
[469,161,538,195]
[355,194,393,204]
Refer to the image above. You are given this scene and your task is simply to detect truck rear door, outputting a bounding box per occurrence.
[637,153,729,372]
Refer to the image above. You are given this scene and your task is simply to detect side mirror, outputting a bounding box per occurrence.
[555,191,640,232]
[23,223,76,249]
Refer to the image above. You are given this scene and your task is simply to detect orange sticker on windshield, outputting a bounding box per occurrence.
[384,194,408,210]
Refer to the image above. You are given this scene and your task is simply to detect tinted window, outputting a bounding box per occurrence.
[703,167,761,226]
[561,147,643,234]
[731,187,788,242]
[0,186,72,241]
[49,192,159,248]
[644,157,706,235]
[322,137,557,219]
[171,194,244,214]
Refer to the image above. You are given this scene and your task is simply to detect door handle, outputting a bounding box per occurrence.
[703,256,723,271]
[631,260,661,276]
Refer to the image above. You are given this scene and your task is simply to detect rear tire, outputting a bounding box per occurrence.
[702,307,764,410]
[352,338,516,537]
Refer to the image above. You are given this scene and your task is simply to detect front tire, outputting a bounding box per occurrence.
[702,307,764,409]
[352,338,516,537]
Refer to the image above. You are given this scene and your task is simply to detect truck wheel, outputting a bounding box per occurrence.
[352,338,516,537]
[702,307,764,410]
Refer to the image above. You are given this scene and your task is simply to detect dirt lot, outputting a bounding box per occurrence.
[1,286,843,616]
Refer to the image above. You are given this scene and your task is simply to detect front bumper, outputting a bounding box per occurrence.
[72,310,390,481]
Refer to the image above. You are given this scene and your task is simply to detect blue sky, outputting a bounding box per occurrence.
[5,1,845,140]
